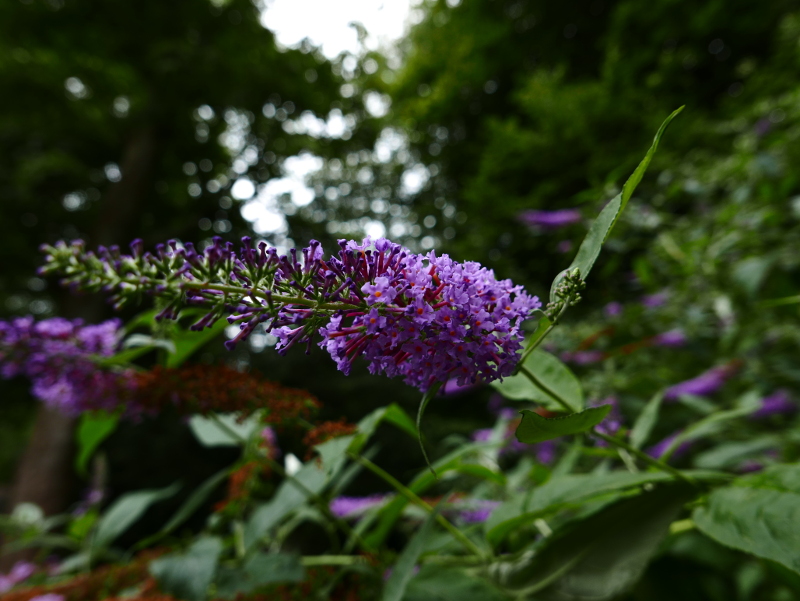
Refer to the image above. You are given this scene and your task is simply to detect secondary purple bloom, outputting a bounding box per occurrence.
[561,350,605,365]
[647,431,693,461]
[664,363,739,401]
[604,302,623,317]
[592,397,622,442]
[641,291,669,308]
[330,494,391,519]
[458,500,501,524]
[0,316,133,414]
[518,209,582,230]
[652,329,687,347]
[30,596,66,601]
[0,561,36,593]
[751,390,796,419]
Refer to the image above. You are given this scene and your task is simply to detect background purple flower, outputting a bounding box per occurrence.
[604,302,623,317]
[458,500,501,523]
[652,329,688,347]
[561,350,605,365]
[647,431,693,461]
[0,561,36,593]
[518,208,582,230]
[751,390,796,419]
[330,494,391,519]
[0,316,133,414]
[664,363,739,401]
[641,291,669,308]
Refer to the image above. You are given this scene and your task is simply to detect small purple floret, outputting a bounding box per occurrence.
[518,208,582,230]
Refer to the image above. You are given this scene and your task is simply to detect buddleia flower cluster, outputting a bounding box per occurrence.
[41,236,541,391]
[0,316,132,414]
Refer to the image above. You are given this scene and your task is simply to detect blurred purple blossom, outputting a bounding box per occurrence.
[441,378,481,396]
[641,291,669,308]
[592,397,622,445]
[557,240,573,254]
[330,494,391,519]
[604,302,623,317]
[0,316,132,414]
[652,329,688,347]
[458,500,501,523]
[664,363,739,401]
[518,209,582,230]
[0,561,36,593]
[30,596,66,601]
[561,350,605,365]
[751,390,796,419]
[647,431,693,461]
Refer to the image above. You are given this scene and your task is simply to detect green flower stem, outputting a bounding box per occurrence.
[301,555,369,567]
[590,429,697,487]
[347,452,487,560]
[518,365,577,413]
[516,369,697,486]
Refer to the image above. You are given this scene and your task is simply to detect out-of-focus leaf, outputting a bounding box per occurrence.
[244,460,328,550]
[189,413,260,447]
[490,484,695,599]
[485,470,725,546]
[160,468,230,536]
[550,107,683,301]
[383,505,441,601]
[215,552,305,598]
[629,392,663,450]
[516,405,611,444]
[93,483,180,550]
[166,318,228,368]
[733,256,772,297]
[403,565,507,601]
[693,436,780,470]
[150,536,223,601]
[693,463,800,575]
[75,410,119,477]
[384,403,418,438]
[493,349,584,412]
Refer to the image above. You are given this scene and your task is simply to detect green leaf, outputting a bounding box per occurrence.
[629,392,663,450]
[403,565,507,601]
[382,504,441,601]
[493,349,584,412]
[188,412,260,447]
[516,405,611,444]
[161,469,230,536]
[485,470,724,546]
[551,107,683,302]
[693,436,780,470]
[92,482,180,550]
[75,410,119,477]
[490,484,695,598]
[693,463,800,574]
[215,552,305,599]
[166,318,228,368]
[150,536,223,601]
[383,403,418,438]
[244,460,328,550]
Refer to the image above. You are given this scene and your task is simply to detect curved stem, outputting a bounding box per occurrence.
[518,365,577,413]
[347,452,486,559]
[590,430,697,486]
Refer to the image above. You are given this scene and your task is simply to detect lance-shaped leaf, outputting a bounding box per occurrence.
[516,405,611,444]
[75,410,119,477]
[550,107,683,303]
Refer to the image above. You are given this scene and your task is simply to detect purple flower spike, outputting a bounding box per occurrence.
[664,363,739,401]
[518,208,582,230]
[652,329,687,347]
[751,390,796,419]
